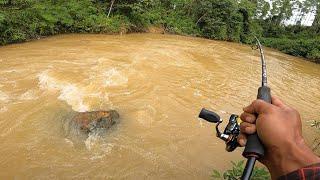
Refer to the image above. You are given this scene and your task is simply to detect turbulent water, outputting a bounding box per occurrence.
[0,34,319,179]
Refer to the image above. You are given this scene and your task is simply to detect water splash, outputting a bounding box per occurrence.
[85,132,114,160]
[0,106,8,113]
[19,90,38,101]
[58,84,89,112]
[193,90,202,97]
[38,71,89,112]
[85,133,102,151]
[0,90,9,102]
[104,68,128,87]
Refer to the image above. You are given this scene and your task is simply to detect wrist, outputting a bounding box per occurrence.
[267,138,320,179]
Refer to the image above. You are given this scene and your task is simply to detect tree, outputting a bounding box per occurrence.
[312,1,319,28]
[269,0,298,25]
[107,0,115,17]
[192,0,242,41]
[255,0,271,19]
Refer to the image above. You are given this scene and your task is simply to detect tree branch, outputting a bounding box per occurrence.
[107,0,115,18]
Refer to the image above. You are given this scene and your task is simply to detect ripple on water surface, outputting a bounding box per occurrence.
[0,34,319,179]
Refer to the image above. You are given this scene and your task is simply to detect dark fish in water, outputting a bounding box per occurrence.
[63,110,120,145]
[71,110,120,133]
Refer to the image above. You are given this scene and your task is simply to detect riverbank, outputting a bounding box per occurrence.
[0,0,319,63]
[261,37,320,64]
[1,28,319,64]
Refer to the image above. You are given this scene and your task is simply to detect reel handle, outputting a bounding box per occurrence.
[198,108,221,123]
[242,86,271,158]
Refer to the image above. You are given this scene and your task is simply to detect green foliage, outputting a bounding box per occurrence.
[193,0,241,41]
[311,120,320,155]
[0,0,132,44]
[212,161,270,180]
[312,120,320,129]
[164,10,200,35]
[0,0,319,63]
[261,37,320,63]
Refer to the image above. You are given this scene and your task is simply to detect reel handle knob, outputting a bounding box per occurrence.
[198,108,220,123]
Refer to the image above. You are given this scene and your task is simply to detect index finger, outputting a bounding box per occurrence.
[243,99,273,114]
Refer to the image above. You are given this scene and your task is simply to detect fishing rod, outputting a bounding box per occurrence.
[198,37,271,180]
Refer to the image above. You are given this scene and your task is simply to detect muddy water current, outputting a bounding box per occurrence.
[0,34,319,179]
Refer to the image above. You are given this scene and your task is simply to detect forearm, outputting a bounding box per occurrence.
[266,138,320,179]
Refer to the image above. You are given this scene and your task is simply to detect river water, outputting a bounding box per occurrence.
[0,34,319,179]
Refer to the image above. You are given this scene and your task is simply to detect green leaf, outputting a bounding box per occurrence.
[212,169,222,178]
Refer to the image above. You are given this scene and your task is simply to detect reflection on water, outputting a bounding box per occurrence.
[0,34,319,179]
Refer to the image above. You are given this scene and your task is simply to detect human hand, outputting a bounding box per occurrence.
[237,96,320,179]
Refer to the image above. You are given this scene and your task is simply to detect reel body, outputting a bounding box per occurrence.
[199,108,241,152]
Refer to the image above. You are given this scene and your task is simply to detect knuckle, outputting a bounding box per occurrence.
[240,113,246,120]
[287,107,300,116]
[249,126,256,133]
[267,106,276,113]
[240,123,246,130]
[251,100,259,107]
[241,112,256,122]
[240,125,247,132]
[291,108,299,115]
[247,114,256,122]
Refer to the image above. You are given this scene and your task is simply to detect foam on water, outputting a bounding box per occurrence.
[84,133,102,151]
[38,71,89,112]
[85,132,114,160]
[58,84,88,112]
[193,90,202,97]
[2,69,18,73]
[0,90,9,102]
[64,138,74,147]
[0,106,8,113]
[19,90,38,101]
[104,68,128,87]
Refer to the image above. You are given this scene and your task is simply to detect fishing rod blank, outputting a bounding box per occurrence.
[241,37,271,180]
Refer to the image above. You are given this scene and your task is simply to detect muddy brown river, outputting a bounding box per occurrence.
[0,34,319,179]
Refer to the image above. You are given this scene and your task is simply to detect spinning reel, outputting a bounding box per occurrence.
[199,108,241,152]
[197,37,270,180]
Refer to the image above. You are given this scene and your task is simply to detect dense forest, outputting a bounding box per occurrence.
[0,0,319,63]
